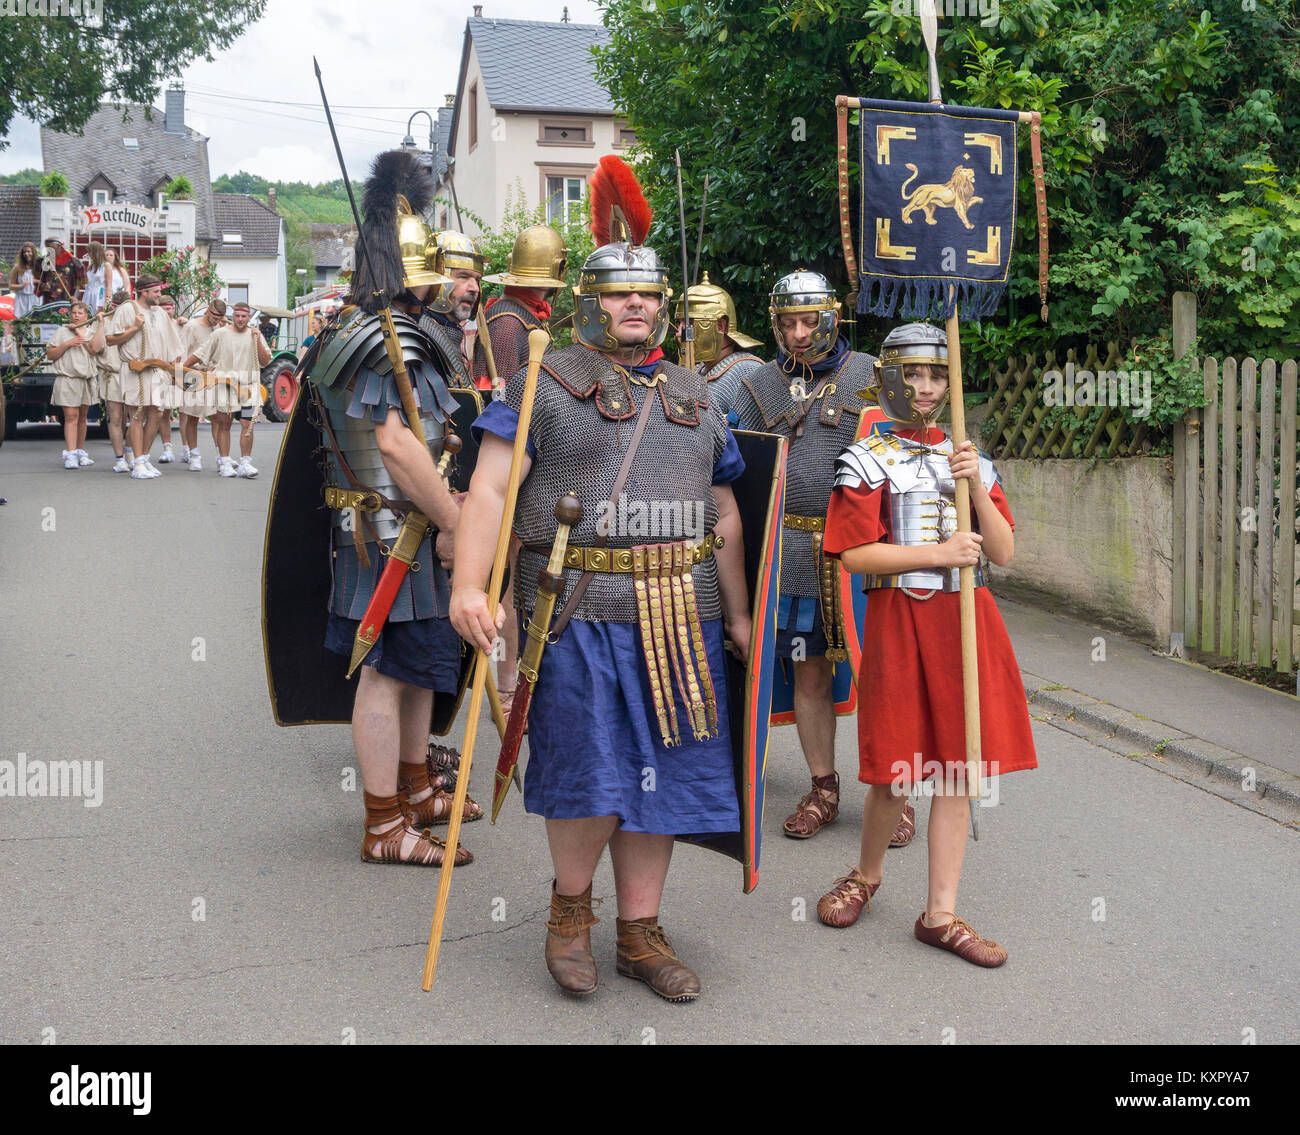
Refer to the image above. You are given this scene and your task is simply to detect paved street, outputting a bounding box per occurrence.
[1,423,1297,1045]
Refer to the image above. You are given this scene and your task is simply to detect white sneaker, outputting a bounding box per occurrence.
[130,460,154,480]
[157,444,175,463]
[180,445,191,462]
[62,450,79,469]
[235,456,259,478]
[140,457,162,478]
[112,455,131,473]
[125,447,135,462]
[76,449,94,467]
[218,457,238,478]
[188,453,203,472]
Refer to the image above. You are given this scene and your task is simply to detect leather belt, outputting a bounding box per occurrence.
[783,513,825,532]
[538,533,723,573]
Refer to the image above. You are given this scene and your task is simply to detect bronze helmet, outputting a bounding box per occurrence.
[483,224,568,290]
[427,230,486,319]
[396,197,451,291]
[673,272,762,366]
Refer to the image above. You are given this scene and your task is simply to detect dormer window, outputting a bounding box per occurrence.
[156,192,169,211]
[123,138,138,149]
[222,232,242,245]
[92,189,109,205]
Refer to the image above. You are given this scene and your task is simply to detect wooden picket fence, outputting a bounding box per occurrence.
[1174,352,1299,682]
[979,341,1161,458]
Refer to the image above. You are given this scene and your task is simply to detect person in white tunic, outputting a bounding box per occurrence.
[184,301,270,478]
[104,273,183,479]
[178,298,227,470]
[46,301,104,468]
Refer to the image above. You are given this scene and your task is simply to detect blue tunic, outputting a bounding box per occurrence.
[476,378,745,835]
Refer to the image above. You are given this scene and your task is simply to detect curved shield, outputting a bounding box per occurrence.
[681,428,786,893]
[769,406,891,724]
[262,383,481,737]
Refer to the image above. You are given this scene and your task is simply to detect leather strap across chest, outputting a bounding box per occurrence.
[548,385,657,639]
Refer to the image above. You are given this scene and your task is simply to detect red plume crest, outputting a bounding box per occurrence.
[589,154,652,247]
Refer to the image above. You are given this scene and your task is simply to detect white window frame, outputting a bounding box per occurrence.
[91,189,110,205]
[226,283,250,307]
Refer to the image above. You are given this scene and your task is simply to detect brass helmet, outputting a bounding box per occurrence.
[396,198,451,291]
[770,269,840,363]
[673,272,762,366]
[428,230,486,319]
[484,224,568,290]
[865,322,949,425]
[573,241,671,352]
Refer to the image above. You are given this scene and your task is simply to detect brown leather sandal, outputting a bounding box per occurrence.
[817,868,880,928]
[400,761,482,825]
[889,801,916,848]
[782,772,839,839]
[914,913,1007,967]
[426,742,462,793]
[361,821,472,867]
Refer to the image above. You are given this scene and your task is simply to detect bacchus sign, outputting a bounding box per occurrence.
[79,204,157,233]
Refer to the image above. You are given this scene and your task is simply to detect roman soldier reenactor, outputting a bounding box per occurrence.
[816,322,1037,964]
[472,224,569,392]
[672,272,764,414]
[452,156,765,1002]
[418,231,485,390]
[730,271,913,846]
[263,150,480,866]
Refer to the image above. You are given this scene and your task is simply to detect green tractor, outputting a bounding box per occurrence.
[253,305,304,423]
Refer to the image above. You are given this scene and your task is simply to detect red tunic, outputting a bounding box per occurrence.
[824,428,1038,786]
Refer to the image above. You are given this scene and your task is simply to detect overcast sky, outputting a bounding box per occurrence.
[0,0,604,182]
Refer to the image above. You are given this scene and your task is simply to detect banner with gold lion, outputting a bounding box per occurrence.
[853,98,1025,322]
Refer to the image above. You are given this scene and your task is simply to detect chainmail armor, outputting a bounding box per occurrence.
[700,351,764,415]
[504,345,727,624]
[417,310,472,389]
[732,349,877,597]
[473,295,544,385]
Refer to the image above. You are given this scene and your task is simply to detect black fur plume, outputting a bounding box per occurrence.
[350,150,434,314]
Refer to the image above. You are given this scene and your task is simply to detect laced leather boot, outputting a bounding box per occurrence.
[544,882,599,995]
[615,917,700,1003]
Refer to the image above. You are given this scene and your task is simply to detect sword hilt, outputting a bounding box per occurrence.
[519,493,582,683]
[437,430,462,481]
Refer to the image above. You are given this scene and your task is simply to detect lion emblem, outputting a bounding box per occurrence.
[900,164,983,230]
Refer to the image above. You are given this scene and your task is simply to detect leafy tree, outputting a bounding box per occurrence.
[596,0,1300,429]
[285,218,314,305]
[445,181,596,349]
[0,1,267,143]
[0,168,42,185]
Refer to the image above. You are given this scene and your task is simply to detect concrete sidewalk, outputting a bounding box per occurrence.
[998,597,1300,821]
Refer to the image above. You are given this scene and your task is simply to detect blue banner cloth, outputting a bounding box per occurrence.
[856,98,1021,321]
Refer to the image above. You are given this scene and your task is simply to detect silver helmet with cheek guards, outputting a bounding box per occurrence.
[769,270,840,364]
[863,321,950,426]
[573,241,671,352]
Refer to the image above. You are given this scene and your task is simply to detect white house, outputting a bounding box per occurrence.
[445,10,635,236]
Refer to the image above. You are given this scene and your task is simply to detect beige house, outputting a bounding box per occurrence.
[445,10,635,236]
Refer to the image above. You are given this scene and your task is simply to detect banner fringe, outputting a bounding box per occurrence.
[857,275,1003,321]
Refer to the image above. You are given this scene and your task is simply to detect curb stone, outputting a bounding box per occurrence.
[1022,672,1300,819]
